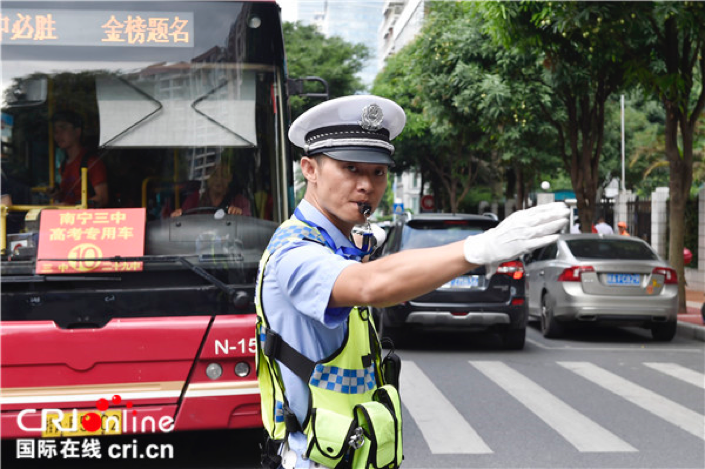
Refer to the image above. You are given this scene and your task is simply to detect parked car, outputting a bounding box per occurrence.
[371,213,528,350]
[523,234,678,341]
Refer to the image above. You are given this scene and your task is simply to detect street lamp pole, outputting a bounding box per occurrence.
[621,95,626,192]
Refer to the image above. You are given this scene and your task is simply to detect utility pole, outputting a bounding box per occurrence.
[621,95,626,192]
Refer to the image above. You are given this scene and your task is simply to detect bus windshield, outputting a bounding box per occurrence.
[1,1,290,278]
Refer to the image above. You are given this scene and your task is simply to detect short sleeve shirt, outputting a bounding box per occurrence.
[261,199,358,465]
[59,150,107,205]
[594,222,614,235]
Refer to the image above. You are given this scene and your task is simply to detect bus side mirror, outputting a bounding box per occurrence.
[6,77,48,107]
[287,76,329,100]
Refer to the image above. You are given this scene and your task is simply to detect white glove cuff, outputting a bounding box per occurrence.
[463,231,492,266]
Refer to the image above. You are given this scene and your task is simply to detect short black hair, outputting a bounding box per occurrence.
[51,110,83,129]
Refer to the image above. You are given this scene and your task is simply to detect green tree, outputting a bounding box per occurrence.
[484,2,641,231]
[372,33,440,210]
[627,2,705,310]
[375,2,566,214]
[467,3,562,209]
[375,2,560,213]
[283,22,370,121]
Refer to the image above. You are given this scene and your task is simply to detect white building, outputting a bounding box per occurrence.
[394,170,429,214]
[378,0,428,69]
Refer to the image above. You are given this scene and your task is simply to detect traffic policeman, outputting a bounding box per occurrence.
[255,95,569,469]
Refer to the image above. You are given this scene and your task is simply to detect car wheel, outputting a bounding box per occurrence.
[540,293,564,338]
[502,327,526,350]
[651,321,677,341]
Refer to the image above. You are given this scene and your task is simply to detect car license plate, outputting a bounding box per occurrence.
[605,273,640,286]
[441,275,479,289]
[42,410,122,438]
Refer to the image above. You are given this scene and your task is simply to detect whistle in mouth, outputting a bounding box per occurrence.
[358,202,372,218]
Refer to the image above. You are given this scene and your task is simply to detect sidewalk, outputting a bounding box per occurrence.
[677,287,705,341]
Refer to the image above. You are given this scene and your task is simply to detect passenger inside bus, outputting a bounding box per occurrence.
[51,110,109,208]
[170,163,251,217]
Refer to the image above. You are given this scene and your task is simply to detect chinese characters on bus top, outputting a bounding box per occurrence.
[1,10,193,47]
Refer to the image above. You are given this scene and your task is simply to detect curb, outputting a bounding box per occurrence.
[676,321,705,342]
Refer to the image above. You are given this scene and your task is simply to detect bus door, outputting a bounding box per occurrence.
[1,0,291,437]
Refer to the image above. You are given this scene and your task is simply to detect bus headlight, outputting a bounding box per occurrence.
[206,363,223,380]
[234,362,250,377]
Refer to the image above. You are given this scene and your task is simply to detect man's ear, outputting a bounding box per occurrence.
[300,156,318,184]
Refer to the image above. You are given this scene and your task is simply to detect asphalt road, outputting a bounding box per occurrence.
[3,323,704,469]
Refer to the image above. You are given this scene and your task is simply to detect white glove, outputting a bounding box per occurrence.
[464,202,570,267]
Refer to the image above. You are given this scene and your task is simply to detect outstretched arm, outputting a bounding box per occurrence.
[330,202,569,308]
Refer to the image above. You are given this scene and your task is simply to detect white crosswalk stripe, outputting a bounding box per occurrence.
[643,362,705,389]
[470,361,636,453]
[398,359,705,457]
[400,360,492,454]
[559,361,705,441]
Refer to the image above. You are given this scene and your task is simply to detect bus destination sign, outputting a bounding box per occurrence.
[35,208,147,275]
[1,9,194,47]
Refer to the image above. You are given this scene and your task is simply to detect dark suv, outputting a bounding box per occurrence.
[372,213,528,349]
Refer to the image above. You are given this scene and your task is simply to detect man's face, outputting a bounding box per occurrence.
[53,121,81,150]
[303,155,388,232]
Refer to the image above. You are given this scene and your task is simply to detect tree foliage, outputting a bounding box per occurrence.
[626,1,705,310]
[283,21,370,121]
[374,2,560,213]
[481,2,646,231]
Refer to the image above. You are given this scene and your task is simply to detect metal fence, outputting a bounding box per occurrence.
[627,198,652,244]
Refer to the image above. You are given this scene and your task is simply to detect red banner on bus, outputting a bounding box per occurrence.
[35,208,146,274]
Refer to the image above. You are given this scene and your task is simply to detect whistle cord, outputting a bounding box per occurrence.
[294,208,373,260]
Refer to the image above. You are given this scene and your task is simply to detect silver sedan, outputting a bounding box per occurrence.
[524,234,678,341]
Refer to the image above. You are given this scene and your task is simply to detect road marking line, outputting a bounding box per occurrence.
[643,362,705,389]
[526,338,703,353]
[470,361,636,453]
[559,361,705,441]
[400,360,492,454]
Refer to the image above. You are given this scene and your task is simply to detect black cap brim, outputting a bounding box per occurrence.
[314,147,395,166]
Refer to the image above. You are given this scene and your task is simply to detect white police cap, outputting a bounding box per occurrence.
[289,95,406,166]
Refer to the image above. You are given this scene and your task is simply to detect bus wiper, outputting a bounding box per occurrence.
[35,254,249,308]
[190,79,256,147]
[178,257,248,308]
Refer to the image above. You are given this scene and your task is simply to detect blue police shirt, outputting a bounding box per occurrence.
[261,199,359,466]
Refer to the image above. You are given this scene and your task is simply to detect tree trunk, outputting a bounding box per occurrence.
[658,12,703,313]
[664,99,694,313]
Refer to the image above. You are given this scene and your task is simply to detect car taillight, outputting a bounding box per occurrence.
[652,267,678,284]
[558,265,595,282]
[496,260,524,280]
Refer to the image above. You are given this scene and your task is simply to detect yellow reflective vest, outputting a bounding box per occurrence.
[255,217,403,469]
